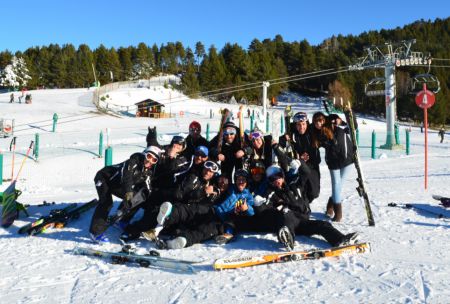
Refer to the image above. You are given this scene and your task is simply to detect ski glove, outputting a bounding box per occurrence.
[124,191,134,209]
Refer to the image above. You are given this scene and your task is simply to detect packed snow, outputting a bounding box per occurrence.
[0,84,449,304]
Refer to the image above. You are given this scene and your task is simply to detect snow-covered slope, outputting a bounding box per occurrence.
[0,87,449,304]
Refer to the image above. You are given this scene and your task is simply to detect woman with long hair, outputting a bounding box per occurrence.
[311,112,354,222]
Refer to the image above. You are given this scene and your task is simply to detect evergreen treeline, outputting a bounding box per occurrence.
[1,17,449,123]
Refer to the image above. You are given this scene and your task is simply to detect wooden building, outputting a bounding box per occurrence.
[135,99,173,118]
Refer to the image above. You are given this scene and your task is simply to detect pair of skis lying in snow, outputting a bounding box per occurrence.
[388,195,450,219]
[72,242,371,272]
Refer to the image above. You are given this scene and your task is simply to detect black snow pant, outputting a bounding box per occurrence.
[125,202,214,236]
[278,210,345,246]
[233,208,278,233]
[89,173,124,236]
[177,220,225,247]
[164,203,214,228]
[307,166,321,203]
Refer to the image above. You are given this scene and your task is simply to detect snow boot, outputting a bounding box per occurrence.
[332,203,342,222]
[338,232,359,246]
[166,236,187,249]
[215,233,234,245]
[278,226,294,251]
[325,197,334,218]
[157,202,173,226]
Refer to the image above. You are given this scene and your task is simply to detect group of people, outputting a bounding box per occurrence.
[89,112,359,251]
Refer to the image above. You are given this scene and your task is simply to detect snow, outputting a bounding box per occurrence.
[1,84,449,303]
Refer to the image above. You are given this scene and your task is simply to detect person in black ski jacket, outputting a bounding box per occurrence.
[182,121,209,160]
[208,121,247,181]
[264,161,357,251]
[153,135,191,191]
[311,112,354,222]
[89,146,163,242]
[279,111,321,203]
[121,160,222,241]
[244,129,273,170]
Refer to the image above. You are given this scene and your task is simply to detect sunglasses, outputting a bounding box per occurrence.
[250,167,265,175]
[189,127,200,133]
[204,161,219,173]
[224,129,236,136]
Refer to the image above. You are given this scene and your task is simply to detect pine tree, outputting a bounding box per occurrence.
[0,55,31,89]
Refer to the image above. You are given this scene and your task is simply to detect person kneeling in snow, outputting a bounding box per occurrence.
[89,146,163,243]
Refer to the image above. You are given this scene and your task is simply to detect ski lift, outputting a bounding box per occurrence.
[409,73,440,94]
[365,77,385,97]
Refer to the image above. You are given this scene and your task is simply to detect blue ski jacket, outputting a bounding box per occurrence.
[214,185,255,221]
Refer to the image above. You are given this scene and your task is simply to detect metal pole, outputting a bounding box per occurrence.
[34,133,39,160]
[262,82,270,129]
[406,129,410,155]
[424,107,428,189]
[0,152,3,185]
[371,130,376,159]
[206,123,210,141]
[105,147,113,167]
[98,131,103,158]
[382,64,396,149]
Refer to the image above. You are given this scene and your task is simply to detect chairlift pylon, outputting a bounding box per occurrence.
[409,73,440,94]
[365,77,385,97]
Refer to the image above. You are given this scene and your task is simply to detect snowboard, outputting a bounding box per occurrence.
[343,102,375,226]
[214,242,370,270]
[73,246,196,273]
[18,199,98,235]
[271,110,283,164]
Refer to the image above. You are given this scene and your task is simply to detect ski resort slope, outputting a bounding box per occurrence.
[0,88,449,304]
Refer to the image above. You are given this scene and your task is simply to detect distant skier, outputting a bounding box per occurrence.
[9,93,14,103]
[438,127,445,143]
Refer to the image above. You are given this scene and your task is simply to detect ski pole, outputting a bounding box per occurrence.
[10,137,16,181]
[14,141,34,182]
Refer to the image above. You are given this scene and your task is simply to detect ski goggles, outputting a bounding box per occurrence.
[223,128,237,136]
[204,161,219,173]
[293,112,308,123]
[145,152,159,163]
[250,167,265,175]
[250,131,263,141]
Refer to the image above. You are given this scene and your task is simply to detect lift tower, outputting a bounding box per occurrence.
[349,40,431,149]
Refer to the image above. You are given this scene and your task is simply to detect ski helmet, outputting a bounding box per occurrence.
[195,145,209,157]
[143,146,163,162]
[293,112,308,123]
[266,165,284,182]
[170,135,186,151]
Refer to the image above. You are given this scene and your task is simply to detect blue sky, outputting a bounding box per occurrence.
[1,0,448,52]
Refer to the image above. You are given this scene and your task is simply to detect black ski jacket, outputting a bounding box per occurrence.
[322,127,354,170]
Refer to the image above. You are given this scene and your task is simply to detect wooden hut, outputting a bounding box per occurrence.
[135,99,172,118]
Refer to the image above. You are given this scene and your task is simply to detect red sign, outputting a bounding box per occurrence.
[415,89,435,109]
